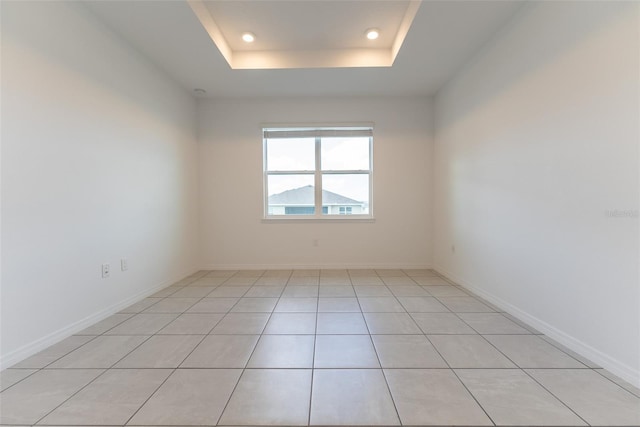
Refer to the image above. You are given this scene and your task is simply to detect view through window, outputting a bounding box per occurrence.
[264,127,373,218]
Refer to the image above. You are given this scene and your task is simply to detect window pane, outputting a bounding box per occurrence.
[266,138,315,171]
[321,137,370,171]
[285,206,315,215]
[267,175,315,215]
[322,174,369,215]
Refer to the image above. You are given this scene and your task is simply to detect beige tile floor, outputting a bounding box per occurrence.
[1,269,640,426]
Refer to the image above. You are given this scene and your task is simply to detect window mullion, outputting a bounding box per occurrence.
[369,136,373,216]
[314,136,322,217]
[267,170,316,175]
[263,138,268,217]
[320,170,370,175]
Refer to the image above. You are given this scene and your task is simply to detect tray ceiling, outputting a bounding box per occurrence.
[189,0,421,69]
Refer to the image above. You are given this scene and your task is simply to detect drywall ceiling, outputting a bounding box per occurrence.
[204,1,411,51]
[188,0,420,68]
[85,0,524,97]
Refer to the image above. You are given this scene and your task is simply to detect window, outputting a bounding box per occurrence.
[339,206,353,215]
[264,126,373,218]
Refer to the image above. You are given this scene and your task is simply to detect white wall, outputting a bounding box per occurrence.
[434,1,639,386]
[198,97,433,269]
[1,1,199,367]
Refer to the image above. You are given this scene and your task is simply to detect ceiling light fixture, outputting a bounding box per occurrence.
[366,28,380,40]
[194,88,207,95]
[242,32,255,43]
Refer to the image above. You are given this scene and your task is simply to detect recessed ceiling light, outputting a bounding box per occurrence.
[242,32,255,43]
[366,28,379,40]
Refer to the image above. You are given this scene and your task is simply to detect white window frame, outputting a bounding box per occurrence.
[263,126,374,220]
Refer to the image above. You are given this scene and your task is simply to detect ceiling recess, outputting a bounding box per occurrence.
[187,0,422,69]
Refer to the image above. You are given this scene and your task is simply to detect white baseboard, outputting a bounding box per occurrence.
[434,264,640,389]
[0,266,199,371]
[200,263,432,270]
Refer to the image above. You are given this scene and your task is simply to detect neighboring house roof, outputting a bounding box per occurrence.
[269,185,362,205]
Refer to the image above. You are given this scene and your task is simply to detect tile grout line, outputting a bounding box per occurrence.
[422,332,497,427]
[6,271,202,379]
[476,333,592,426]
[448,310,542,336]
[307,274,322,427]
[480,333,589,368]
[36,366,619,371]
[5,269,635,427]
[2,333,103,395]
[536,335,605,369]
[354,273,403,426]
[122,366,178,426]
[520,368,592,426]
[140,286,230,427]
[211,268,275,426]
[202,274,254,334]
[2,272,208,417]
[33,272,226,427]
[592,368,640,399]
[79,312,136,336]
[0,369,39,395]
[30,331,158,426]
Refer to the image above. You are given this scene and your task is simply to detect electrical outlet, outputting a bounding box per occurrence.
[102,263,110,278]
[121,258,128,271]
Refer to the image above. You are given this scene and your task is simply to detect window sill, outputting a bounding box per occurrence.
[262,216,375,223]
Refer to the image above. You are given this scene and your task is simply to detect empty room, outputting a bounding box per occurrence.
[1,0,639,426]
